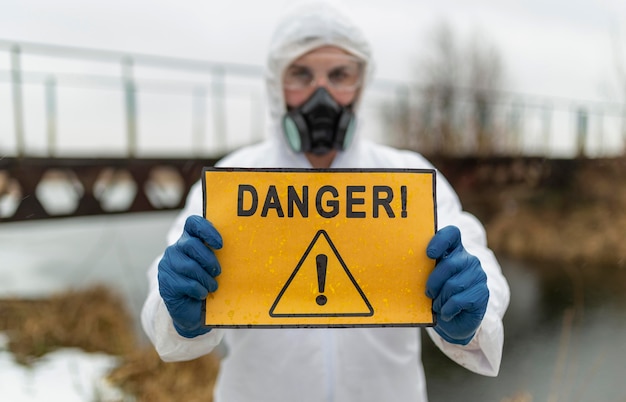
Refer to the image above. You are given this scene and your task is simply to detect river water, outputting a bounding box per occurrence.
[1,212,624,401]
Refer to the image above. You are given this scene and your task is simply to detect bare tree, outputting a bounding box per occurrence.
[417,22,461,155]
[609,25,626,155]
[465,30,505,155]
[382,21,506,157]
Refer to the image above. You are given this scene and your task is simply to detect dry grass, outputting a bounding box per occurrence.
[108,348,220,402]
[0,285,220,401]
[487,204,626,267]
[500,391,533,402]
[484,159,626,267]
[0,285,136,363]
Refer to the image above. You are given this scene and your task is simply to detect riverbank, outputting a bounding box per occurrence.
[456,157,626,268]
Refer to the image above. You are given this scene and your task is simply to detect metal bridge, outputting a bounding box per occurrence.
[1,39,625,222]
[6,150,622,223]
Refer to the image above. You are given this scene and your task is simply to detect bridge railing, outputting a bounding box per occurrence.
[2,39,626,159]
[0,39,267,159]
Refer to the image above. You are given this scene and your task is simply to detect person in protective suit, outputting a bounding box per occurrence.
[141,2,510,401]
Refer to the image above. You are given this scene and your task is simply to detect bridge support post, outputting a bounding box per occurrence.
[10,45,25,157]
[122,57,138,158]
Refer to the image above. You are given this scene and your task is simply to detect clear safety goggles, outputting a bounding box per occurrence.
[283,54,364,91]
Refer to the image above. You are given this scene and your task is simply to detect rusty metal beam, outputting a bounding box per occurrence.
[0,157,219,222]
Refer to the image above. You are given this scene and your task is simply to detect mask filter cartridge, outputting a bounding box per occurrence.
[283,87,356,155]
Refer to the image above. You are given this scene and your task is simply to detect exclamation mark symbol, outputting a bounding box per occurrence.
[316,254,328,306]
[401,185,408,218]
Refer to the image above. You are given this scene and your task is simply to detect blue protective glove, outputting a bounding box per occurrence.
[158,215,223,338]
[425,225,489,345]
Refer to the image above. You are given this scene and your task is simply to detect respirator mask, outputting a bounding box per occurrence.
[282,87,356,155]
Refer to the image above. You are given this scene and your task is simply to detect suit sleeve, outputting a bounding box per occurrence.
[425,171,510,376]
[140,182,226,362]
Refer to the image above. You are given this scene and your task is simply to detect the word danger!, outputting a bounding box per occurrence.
[237,184,408,219]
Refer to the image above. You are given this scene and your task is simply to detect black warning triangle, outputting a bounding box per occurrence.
[269,230,374,317]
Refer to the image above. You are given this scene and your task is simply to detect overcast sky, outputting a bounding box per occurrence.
[2,0,626,102]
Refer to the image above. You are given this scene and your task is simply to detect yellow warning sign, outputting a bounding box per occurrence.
[202,168,437,327]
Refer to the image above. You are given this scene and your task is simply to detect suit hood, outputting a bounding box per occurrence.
[264,1,374,153]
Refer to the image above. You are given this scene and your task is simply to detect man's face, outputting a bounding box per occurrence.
[282,46,363,108]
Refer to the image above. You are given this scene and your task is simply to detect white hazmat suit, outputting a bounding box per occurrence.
[141,2,510,401]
